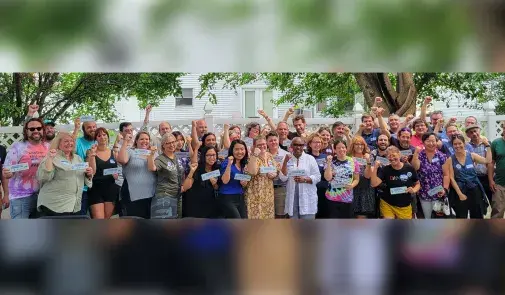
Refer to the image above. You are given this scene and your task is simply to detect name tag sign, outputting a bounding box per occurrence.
[274,155,284,163]
[5,163,29,173]
[376,156,390,166]
[244,138,254,147]
[354,157,367,165]
[133,149,151,156]
[465,164,474,169]
[390,186,408,195]
[331,179,348,189]
[218,150,229,158]
[428,185,444,197]
[71,162,89,171]
[234,173,251,181]
[400,150,413,157]
[103,167,122,176]
[80,115,95,122]
[288,169,306,177]
[201,169,221,181]
[282,140,292,147]
[431,157,440,163]
[260,166,277,174]
[175,152,190,159]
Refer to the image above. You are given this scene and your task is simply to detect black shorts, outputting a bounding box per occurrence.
[88,182,120,206]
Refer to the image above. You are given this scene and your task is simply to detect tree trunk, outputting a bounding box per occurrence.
[13,73,23,125]
[353,73,417,117]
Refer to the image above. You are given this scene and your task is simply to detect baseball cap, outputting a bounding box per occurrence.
[43,119,56,127]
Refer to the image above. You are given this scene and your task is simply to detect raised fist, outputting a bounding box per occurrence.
[253,148,261,156]
[227,156,234,165]
[28,104,39,116]
[146,104,152,113]
[424,96,432,104]
[150,146,158,155]
[375,97,383,104]
[89,144,98,157]
[74,117,81,129]
[326,155,333,162]
[48,149,57,158]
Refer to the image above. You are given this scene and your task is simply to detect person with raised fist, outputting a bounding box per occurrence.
[349,136,375,219]
[3,118,49,219]
[280,137,321,219]
[36,132,93,217]
[87,128,120,219]
[370,146,420,220]
[218,140,249,219]
[140,104,172,152]
[411,132,450,219]
[74,115,97,216]
[355,102,391,150]
[148,134,185,219]
[323,140,360,219]
[117,131,156,219]
[182,146,220,218]
[245,135,277,219]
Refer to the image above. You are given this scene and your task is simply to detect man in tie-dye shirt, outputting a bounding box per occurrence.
[2,118,49,219]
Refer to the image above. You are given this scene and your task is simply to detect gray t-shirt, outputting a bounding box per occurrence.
[154,153,183,198]
[122,149,156,202]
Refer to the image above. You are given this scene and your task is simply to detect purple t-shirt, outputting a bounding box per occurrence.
[4,141,49,199]
[417,150,447,201]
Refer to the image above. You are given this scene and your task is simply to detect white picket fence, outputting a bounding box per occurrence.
[2,110,505,149]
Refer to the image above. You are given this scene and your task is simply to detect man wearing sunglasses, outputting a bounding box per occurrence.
[2,118,49,219]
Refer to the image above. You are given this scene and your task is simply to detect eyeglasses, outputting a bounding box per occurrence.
[293,144,305,147]
[28,127,43,132]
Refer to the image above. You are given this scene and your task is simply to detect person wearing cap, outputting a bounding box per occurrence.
[466,124,492,204]
[24,104,57,143]
[42,120,57,143]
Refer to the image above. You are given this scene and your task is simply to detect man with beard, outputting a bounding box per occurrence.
[370,134,391,165]
[42,120,57,143]
[466,124,492,205]
[24,104,57,143]
[355,106,391,150]
[369,134,391,218]
[2,118,49,218]
[75,117,97,216]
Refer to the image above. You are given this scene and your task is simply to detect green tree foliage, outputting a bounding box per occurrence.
[197,72,505,117]
[0,73,184,125]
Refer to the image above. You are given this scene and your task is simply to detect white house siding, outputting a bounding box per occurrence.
[114,74,484,122]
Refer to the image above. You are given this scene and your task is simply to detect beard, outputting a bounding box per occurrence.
[29,133,42,142]
[84,131,95,141]
[45,133,56,141]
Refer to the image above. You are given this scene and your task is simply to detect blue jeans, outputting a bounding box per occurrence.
[10,193,38,219]
[151,195,179,219]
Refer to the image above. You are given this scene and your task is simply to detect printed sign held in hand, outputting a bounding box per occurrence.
[5,163,29,173]
[201,170,221,181]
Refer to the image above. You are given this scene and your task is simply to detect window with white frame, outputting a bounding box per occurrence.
[243,89,274,118]
[176,88,193,107]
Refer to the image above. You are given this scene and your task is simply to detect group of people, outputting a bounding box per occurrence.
[0,96,504,219]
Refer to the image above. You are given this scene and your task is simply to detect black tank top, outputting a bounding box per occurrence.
[93,150,118,185]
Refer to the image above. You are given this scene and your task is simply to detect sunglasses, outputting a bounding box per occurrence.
[28,127,43,132]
